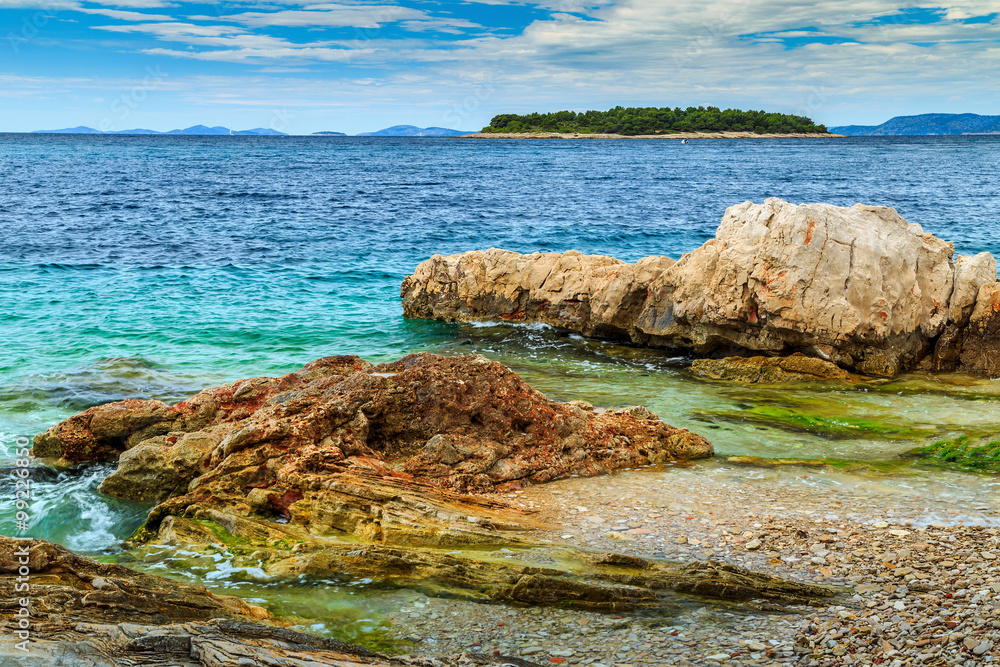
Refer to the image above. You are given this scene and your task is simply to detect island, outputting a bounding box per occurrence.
[830,112,1000,136]
[466,105,837,139]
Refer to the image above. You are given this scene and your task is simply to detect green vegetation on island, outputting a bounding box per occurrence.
[695,405,938,440]
[481,106,828,135]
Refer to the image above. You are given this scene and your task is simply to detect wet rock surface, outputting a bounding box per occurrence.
[401,199,1000,378]
[691,355,856,383]
[0,536,273,627]
[0,537,541,666]
[33,353,711,548]
[0,620,543,666]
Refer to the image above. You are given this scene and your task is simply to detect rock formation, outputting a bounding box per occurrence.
[34,353,711,547]
[691,354,855,383]
[401,199,1000,378]
[24,354,840,638]
[0,536,834,666]
[0,537,539,666]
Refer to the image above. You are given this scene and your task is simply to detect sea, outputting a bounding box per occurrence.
[1,134,999,603]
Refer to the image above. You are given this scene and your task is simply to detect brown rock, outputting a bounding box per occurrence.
[691,354,855,383]
[960,282,1000,375]
[34,353,711,543]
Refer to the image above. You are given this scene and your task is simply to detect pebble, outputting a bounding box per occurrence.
[384,468,1000,666]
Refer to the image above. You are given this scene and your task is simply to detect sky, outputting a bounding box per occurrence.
[1,0,998,134]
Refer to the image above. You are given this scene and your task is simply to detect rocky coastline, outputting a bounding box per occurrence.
[5,198,999,666]
[401,199,1000,378]
[7,353,847,664]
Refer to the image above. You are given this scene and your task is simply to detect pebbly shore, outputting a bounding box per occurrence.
[385,466,1000,666]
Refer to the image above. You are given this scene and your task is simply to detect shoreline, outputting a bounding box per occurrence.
[386,464,1000,665]
[460,131,845,140]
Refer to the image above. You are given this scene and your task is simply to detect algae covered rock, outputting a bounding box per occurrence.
[904,435,1000,471]
[691,354,855,383]
[0,536,271,627]
[0,538,540,666]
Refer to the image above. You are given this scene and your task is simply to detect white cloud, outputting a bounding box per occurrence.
[219,4,425,28]
[398,17,483,34]
[77,7,174,20]
[11,0,1000,128]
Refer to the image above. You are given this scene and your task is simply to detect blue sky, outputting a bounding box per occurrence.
[1,0,998,134]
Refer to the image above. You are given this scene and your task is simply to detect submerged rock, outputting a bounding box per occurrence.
[904,435,1000,471]
[0,536,271,627]
[691,354,855,383]
[34,353,711,546]
[0,537,540,666]
[401,199,1000,378]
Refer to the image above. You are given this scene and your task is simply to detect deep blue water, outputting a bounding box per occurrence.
[1,134,999,549]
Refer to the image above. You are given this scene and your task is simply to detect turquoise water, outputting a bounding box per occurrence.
[1,134,999,553]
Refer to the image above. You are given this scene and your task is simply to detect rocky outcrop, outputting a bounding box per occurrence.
[0,537,833,666]
[34,353,711,545]
[401,199,1000,378]
[24,356,845,656]
[401,250,676,340]
[691,354,856,383]
[0,536,271,628]
[0,537,539,666]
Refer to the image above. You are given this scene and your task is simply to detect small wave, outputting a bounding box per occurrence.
[0,356,209,412]
[218,191,307,200]
[464,320,557,331]
[0,463,149,554]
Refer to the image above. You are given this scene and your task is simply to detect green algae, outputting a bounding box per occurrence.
[696,405,938,440]
[904,436,1000,472]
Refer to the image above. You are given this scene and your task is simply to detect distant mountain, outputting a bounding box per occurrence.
[233,128,287,136]
[829,113,1000,136]
[166,125,231,135]
[31,125,288,136]
[311,131,347,136]
[356,125,470,137]
[33,126,103,134]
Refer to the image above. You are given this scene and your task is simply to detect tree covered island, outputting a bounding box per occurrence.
[480,105,829,135]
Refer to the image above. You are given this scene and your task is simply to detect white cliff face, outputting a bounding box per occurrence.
[665,201,951,338]
[649,199,962,374]
[401,199,1000,377]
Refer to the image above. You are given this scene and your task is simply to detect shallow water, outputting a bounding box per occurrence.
[1,135,998,645]
[110,543,411,649]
